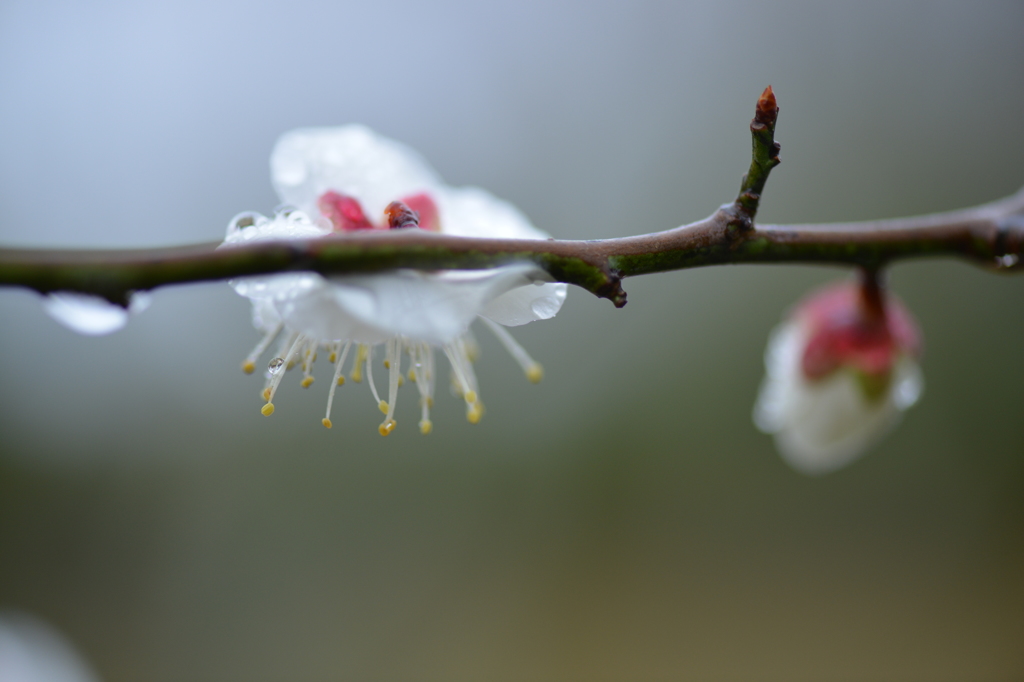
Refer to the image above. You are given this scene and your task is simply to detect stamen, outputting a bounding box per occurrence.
[463,329,481,363]
[323,341,352,429]
[481,318,544,383]
[365,345,385,413]
[262,334,306,416]
[242,322,283,374]
[263,331,299,399]
[466,401,484,424]
[411,342,435,434]
[444,338,481,422]
[379,338,401,435]
[378,419,396,436]
[300,337,318,388]
[350,344,367,383]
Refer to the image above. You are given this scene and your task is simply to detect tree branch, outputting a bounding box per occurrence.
[0,87,1021,309]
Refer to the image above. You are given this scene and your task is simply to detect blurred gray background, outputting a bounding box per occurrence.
[1,1,1022,680]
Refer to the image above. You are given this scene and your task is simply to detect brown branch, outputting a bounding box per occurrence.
[0,87,1020,309]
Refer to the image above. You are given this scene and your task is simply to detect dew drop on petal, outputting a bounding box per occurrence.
[42,292,131,335]
[530,296,562,319]
[268,357,285,374]
[227,211,263,237]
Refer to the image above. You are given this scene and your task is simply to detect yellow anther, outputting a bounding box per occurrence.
[383,360,390,369]
[378,419,396,436]
[466,403,483,424]
[464,390,478,404]
[262,387,272,401]
[526,363,544,384]
[261,403,275,417]
[322,418,332,429]
[350,367,363,383]
[397,375,405,388]
[301,376,315,388]
[421,396,435,408]
[337,376,345,386]
[286,360,296,370]
[419,419,433,435]
[407,369,417,382]
[378,400,389,415]
[312,352,318,362]
[329,351,337,363]
[242,360,256,375]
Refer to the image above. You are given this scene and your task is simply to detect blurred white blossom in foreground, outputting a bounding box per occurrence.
[221,126,566,435]
[754,280,923,474]
[0,613,99,682]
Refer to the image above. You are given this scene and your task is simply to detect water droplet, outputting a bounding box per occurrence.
[42,291,150,336]
[530,296,561,319]
[268,357,285,374]
[227,211,263,236]
[995,253,1019,268]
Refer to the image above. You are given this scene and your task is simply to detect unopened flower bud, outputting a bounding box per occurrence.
[754,279,923,474]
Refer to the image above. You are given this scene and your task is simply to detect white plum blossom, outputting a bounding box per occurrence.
[753,280,923,474]
[221,126,566,435]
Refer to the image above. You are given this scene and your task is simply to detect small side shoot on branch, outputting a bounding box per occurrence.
[732,85,782,232]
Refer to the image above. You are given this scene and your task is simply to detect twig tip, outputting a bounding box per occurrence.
[755,86,779,128]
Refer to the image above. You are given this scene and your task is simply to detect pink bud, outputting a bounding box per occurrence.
[754,280,923,474]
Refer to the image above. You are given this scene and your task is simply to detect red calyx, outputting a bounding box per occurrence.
[318,191,374,232]
[797,282,920,381]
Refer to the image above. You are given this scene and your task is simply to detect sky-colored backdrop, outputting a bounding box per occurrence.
[1,2,1022,680]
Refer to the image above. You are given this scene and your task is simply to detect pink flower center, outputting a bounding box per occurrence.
[317,191,440,233]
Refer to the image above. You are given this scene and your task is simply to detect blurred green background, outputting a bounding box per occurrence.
[1,1,1022,680]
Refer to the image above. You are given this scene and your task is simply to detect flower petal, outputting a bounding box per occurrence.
[318,264,545,346]
[479,280,567,326]
[438,186,552,240]
[271,126,441,220]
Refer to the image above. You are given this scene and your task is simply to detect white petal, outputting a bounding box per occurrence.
[436,186,567,325]
[271,126,442,218]
[0,613,100,682]
[250,299,282,333]
[320,264,543,345]
[272,283,387,343]
[752,322,804,434]
[479,280,567,326]
[438,186,553,240]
